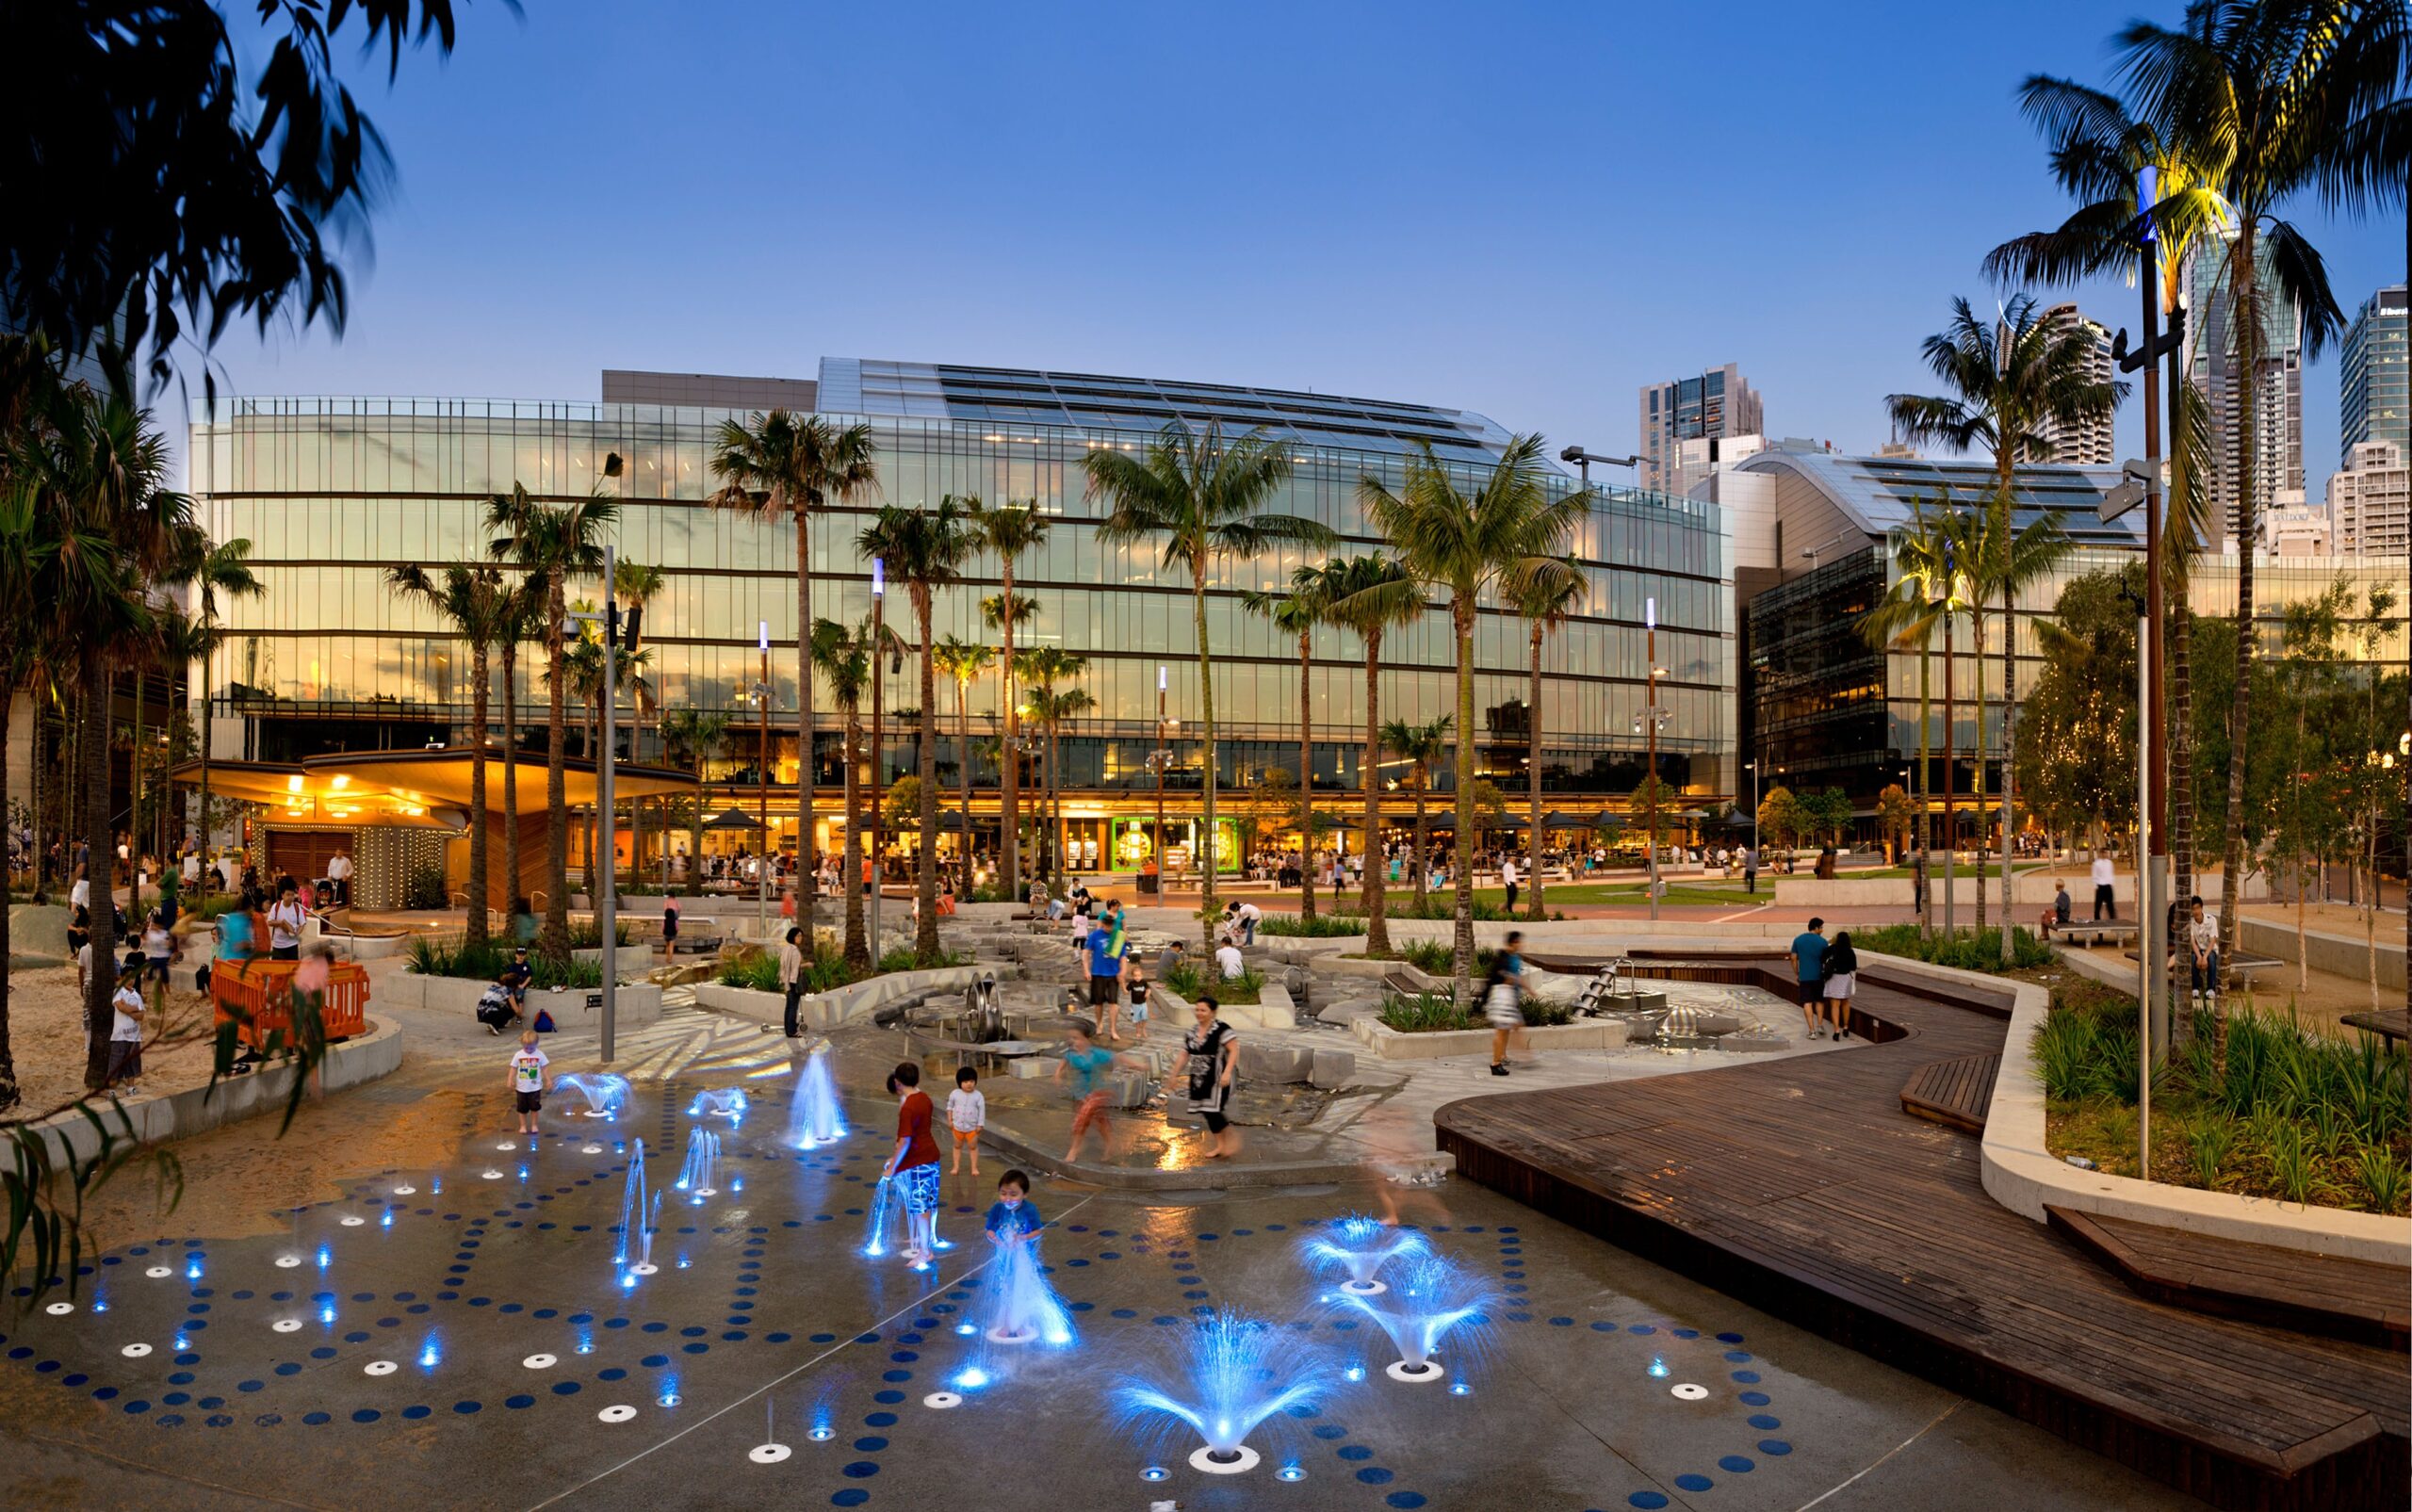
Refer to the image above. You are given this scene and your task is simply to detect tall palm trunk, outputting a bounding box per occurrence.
[793,491,818,934]
[1296,627,1316,921]
[539,573,571,969]
[1449,598,1476,1004]
[1411,757,1430,916]
[1192,561,1220,919]
[912,592,941,963]
[0,678,16,1110]
[465,640,490,946]
[128,668,143,930]
[500,637,522,911]
[196,655,213,891]
[1916,639,1932,935]
[1999,582,2017,962]
[998,561,1019,902]
[2216,222,2261,966]
[841,709,867,967]
[1526,624,1545,920]
[80,651,115,1091]
[953,675,973,897]
[1971,607,1989,934]
[1361,634,1390,954]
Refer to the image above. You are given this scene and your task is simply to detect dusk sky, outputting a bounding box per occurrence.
[200,0,2406,493]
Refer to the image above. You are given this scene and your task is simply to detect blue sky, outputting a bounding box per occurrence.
[201,0,2405,492]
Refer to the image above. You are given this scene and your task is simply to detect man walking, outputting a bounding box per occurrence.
[1743,845,1758,896]
[2090,851,2116,921]
[1787,917,1830,1041]
[1501,853,1520,917]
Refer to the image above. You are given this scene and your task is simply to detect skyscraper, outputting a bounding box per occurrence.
[2031,303,2115,465]
[1638,364,1762,495]
[2340,285,2408,458]
[2186,234,2304,545]
[2327,438,2409,561]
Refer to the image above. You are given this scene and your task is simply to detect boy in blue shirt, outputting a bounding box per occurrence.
[984,1169,1042,1251]
[1084,904,1130,1042]
[1788,918,1830,1040]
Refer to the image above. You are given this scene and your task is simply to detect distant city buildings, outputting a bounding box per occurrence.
[2262,495,2331,556]
[2327,438,2409,560]
[2340,285,2407,460]
[2032,302,2116,465]
[2186,234,2305,545]
[1638,364,1762,495]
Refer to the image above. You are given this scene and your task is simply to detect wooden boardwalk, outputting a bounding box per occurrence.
[1899,1051,1999,1133]
[1434,955,2408,1512]
[2049,1206,2410,1354]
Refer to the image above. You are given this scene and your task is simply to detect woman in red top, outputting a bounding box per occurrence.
[883,1061,944,1266]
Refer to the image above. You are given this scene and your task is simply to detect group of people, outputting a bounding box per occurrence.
[1786,918,1860,1042]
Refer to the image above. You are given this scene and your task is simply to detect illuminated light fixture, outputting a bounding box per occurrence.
[286,774,305,793]
[330,774,350,789]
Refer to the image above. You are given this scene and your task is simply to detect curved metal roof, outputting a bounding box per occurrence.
[1736,447,2147,547]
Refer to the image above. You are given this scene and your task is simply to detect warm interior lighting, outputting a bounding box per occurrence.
[285,774,304,793]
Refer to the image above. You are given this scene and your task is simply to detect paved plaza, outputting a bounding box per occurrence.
[0,1049,2196,1512]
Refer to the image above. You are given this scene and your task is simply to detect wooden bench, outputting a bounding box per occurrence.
[1899,1051,2000,1134]
[2123,949,2285,991]
[2051,919,2138,947]
[2049,1206,2409,1353]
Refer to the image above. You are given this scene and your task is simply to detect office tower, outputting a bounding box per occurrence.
[2186,234,2305,545]
[2340,285,2408,458]
[2327,438,2410,560]
[2031,303,2116,465]
[1638,364,1762,495]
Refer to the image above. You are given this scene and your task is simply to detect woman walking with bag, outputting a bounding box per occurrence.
[1172,995,1242,1161]
[1486,930,1529,1077]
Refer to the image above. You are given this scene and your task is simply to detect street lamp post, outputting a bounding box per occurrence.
[1631,595,1668,922]
[868,558,886,951]
[1152,665,1170,891]
[757,620,771,944]
[563,547,621,1062]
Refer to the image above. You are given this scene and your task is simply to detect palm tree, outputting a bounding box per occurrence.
[1860,496,1959,935]
[18,379,190,1088]
[388,563,506,945]
[1313,553,1423,954]
[1380,714,1453,917]
[856,497,976,963]
[1888,295,2121,957]
[970,499,1050,903]
[810,617,874,967]
[1241,577,1326,920]
[1510,561,1585,920]
[1016,647,1087,882]
[660,708,729,895]
[1986,73,2233,982]
[709,411,880,932]
[490,574,542,917]
[1360,436,1588,999]
[933,635,996,890]
[2116,0,2377,960]
[487,482,616,970]
[1085,422,1336,919]
[178,534,259,891]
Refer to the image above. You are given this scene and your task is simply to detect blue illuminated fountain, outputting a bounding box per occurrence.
[1114,1309,1333,1476]
[555,1072,630,1119]
[614,1138,665,1278]
[985,1238,1074,1346]
[1340,1252,1491,1385]
[860,1175,902,1258]
[687,1087,747,1121]
[673,1128,722,1200]
[784,1044,847,1148]
[1300,1213,1430,1296]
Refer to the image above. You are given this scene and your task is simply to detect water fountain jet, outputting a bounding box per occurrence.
[784,1045,848,1148]
[555,1072,631,1119]
[1113,1309,1332,1475]
[1339,1253,1491,1385]
[613,1138,665,1276]
[674,1128,723,1199]
[1300,1213,1429,1296]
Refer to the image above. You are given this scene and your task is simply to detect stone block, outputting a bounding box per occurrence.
[1309,1047,1356,1088]
[1006,1056,1054,1080]
[1236,1043,1315,1083]
[1108,1073,1151,1109]
[1282,966,1311,1001]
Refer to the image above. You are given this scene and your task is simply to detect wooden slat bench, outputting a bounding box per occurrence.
[1899,1051,2000,1133]
[2049,1206,2410,1354]
[2051,919,2138,947]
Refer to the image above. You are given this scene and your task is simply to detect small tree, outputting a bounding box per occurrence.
[1806,788,1855,847]
[1756,784,1801,850]
[1876,783,1916,863]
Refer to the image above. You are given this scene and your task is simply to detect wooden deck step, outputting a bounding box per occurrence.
[1899,1051,2000,1133]
[2049,1206,2410,1354]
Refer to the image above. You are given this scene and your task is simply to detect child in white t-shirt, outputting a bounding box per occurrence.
[108,951,147,1091]
[508,1031,548,1135]
[947,1065,986,1181]
[142,910,174,995]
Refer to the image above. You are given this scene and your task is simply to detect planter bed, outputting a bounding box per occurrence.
[379,971,664,1027]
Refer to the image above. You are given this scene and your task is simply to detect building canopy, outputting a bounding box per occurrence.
[173,749,696,832]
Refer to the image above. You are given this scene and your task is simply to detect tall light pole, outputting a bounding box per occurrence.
[1632,595,1669,921]
[1150,664,1171,892]
[564,546,621,1062]
[1744,758,1760,860]
[1939,528,1957,935]
[868,557,886,951]
[757,619,771,943]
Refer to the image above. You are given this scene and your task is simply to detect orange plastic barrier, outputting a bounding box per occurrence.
[209,959,373,1049]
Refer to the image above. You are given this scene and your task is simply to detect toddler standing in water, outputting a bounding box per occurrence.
[508,1030,548,1135]
[985,1169,1042,1252]
[947,1065,986,1183]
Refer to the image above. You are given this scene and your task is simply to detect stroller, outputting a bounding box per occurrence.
[474,984,518,1036]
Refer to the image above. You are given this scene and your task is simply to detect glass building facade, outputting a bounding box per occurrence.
[190,361,1735,858]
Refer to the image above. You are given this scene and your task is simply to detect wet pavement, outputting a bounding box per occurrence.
[1,1071,2197,1512]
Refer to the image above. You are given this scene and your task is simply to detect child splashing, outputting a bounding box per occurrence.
[881,1062,944,1267]
[984,1171,1072,1345]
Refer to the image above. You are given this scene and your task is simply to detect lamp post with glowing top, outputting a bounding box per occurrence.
[869,557,886,951]
[1631,595,1670,922]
